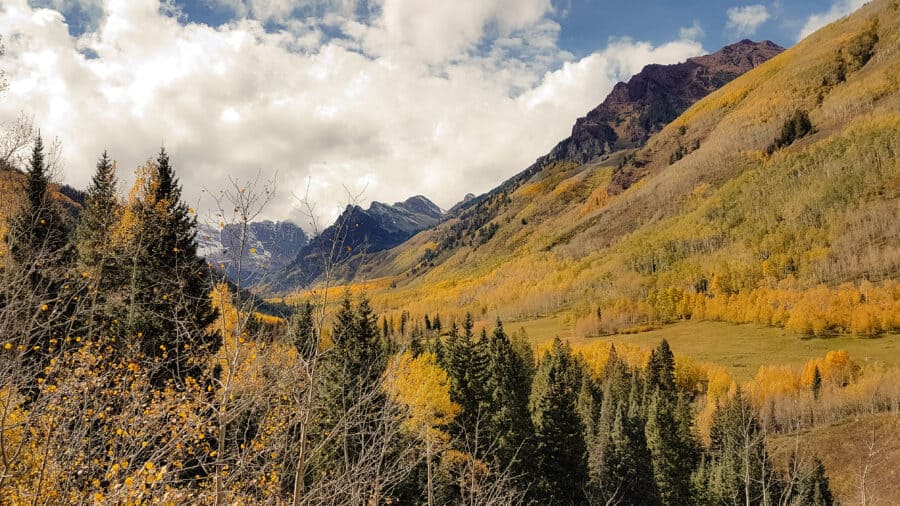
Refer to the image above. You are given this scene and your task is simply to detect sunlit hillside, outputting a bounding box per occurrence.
[298,0,900,348]
[0,168,80,259]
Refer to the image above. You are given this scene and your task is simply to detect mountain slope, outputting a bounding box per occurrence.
[308,0,899,339]
[198,220,308,286]
[0,168,81,259]
[284,195,443,287]
[544,39,783,166]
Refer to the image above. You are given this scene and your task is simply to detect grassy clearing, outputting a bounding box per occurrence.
[512,316,900,381]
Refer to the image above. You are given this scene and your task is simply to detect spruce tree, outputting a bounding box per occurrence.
[290,301,316,359]
[5,134,76,382]
[577,371,603,451]
[798,457,834,506]
[485,318,534,474]
[73,151,121,340]
[645,389,697,505]
[601,402,660,505]
[319,292,386,473]
[529,338,588,504]
[8,134,70,269]
[75,151,118,271]
[645,339,675,393]
[117,149,220,386]
[443,314,491,440]
[812,365,822,401]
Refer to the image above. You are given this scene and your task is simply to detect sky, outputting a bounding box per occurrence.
[0,0,870,228]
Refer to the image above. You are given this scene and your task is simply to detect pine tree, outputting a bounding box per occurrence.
[577,371,603,452]
[798,457,834,506]
[643,340,699,504]
[645,339,675,393]
[116,149,220,386]
[443,314,491,441]
[75,151,118,271]
[432,313,442,333]
[529,338,588,504]
[812,365,822,401]
[645,388,697,505]
[601,402,660,505]
[8,134,70,269]
[4,134,76,383]
[290,301,316,359]
[73,151,121,340]
[485,318,534,475]
[319,292,386,474]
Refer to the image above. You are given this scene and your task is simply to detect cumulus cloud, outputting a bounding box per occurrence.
[679,20,704,41]
[0,0,704,228]
[725,4,770,36]
[798,0,868,40]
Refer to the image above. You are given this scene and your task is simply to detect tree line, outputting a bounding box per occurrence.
[0,135,838,504]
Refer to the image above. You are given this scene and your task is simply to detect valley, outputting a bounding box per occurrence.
[0,0,898,503]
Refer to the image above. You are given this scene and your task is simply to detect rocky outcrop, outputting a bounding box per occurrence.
[543,39,784,165]
[285,195,443,287]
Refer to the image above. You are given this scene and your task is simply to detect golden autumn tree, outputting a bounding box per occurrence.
[386,351,460,506]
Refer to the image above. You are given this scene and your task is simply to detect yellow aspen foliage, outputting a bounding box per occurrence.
[385,351,460,442]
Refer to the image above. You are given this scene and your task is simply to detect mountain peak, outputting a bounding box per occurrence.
[539,39,784,166]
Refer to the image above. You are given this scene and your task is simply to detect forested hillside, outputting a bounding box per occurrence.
[0,0,898,504]
[327,0,900,342]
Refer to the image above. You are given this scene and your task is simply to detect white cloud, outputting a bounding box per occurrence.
[798,0,868,40]
[0,0,704,228]
[679,20,704,41]
[725,4,770,36]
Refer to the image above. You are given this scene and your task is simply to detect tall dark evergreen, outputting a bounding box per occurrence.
[484,319,534,474]
[645,389,697,505]
[645,338,675,393]
[73,151,120,340]
[443,314,491,441]
[812,365,823,401]
[319,292,386,474]
[290,301,316,359]
[118,148,219,386]
[600,402,660,505]
[8,135,70,268]
[75,151,118,270]
[4,134,77,383]
[529,338,588,505]
[644,340,699,504]
[798,457,835,506]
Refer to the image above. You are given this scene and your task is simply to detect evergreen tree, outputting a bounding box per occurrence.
[432,313,442,333]
[645,389,697,505]
[443,314,491,440]
[116,149,220,386]
[74,151,120,340]
[75,151,118,271]
[319,292,386,474]
[600,402,660,506]
[8,134,70,268]
[485,319,534,475]
[812,365,822,401]
[577,371,603,451]
[290,301,316,359]
[4,134,76,382]
[706,389,781,505]
[798,457,834,506]
[529,338,588,504]
[645,339,675,393]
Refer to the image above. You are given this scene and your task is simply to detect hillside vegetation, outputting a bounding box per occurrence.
[307,0,900,346]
